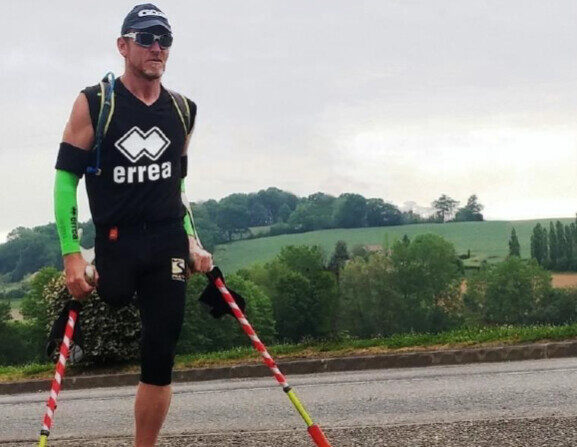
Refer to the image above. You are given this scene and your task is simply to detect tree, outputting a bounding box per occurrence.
[339,253,403,337]
[0,301,10,328]
[178,274,276,354]
[21,267,60,329]
[244,245,337,341]
[548,222,558,269]
[0,225,62,281]
[278,203,292,223]
[556,220,568,270]
[432,194,459,222]
[530,223,548,266]
[216,194,251,241]
[508,228,520,257]
[256,187,298,224]
[389,234,463,332]
[401,209,424,225]
[455,195,484,222]
[328,241,350,277]
[287,202,316,232]
[197,199,219,221]
[339,234,463,337]
[249,202,269,227]
[566,224,576,270]
[465,258,551,324]
[288,193,336,232]
[333,193,367,228]
[366,199,402,227]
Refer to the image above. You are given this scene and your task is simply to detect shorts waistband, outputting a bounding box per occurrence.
[95,218,183,237]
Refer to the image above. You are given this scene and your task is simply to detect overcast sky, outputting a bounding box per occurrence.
[1,1,576,242]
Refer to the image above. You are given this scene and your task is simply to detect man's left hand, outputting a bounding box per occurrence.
[188,236,213,274]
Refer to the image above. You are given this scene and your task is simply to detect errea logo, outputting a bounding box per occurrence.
[113,126,173,184]
[138,9,167,19]
[115,126,170,163]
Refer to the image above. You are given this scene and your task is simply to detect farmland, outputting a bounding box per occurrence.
[214,218,574,273]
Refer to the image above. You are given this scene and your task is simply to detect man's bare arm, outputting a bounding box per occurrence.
[63,93,94,149]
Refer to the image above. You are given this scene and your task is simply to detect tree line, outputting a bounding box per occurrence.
[3,232,575,367]
[529,218,577,271]
[0,187,483,282]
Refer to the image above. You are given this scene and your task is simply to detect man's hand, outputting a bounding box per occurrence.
[188,236,213,274]
[63,253,98,300]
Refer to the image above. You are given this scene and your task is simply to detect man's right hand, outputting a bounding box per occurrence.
[63,253,98,300]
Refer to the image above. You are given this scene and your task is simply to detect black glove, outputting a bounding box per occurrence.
[200,266,247,319]
[46,300,84,363]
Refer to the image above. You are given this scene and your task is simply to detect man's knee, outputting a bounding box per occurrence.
[140,353,175,386]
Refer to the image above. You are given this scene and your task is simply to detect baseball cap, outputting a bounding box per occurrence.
[121,4,172,35]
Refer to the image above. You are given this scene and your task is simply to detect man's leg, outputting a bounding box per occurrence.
[135,226,188,446]
[134,382,172,447]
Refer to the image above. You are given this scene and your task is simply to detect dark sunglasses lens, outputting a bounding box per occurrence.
[136,33,155,46]
[159,34,173,48]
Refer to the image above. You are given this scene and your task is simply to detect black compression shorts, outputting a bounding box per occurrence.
[95,220,189,386]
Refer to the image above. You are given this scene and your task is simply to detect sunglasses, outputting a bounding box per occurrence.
[122,32,173,49]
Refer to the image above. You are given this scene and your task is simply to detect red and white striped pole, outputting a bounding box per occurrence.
[209,272,332,447]
[38,302,81,447]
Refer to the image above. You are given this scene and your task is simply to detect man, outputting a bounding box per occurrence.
[53,4,212,446]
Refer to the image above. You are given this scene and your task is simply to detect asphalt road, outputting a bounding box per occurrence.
[2,357,577,446]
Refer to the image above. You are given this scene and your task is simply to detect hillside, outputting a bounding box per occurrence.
[213,218,574,273]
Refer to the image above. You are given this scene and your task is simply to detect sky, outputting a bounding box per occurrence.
[1,1,576,242]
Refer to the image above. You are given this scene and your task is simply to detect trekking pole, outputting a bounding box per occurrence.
[37,300,82,446]
[207,269,332,447]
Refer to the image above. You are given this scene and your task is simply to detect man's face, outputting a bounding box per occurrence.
[118,27,171,80]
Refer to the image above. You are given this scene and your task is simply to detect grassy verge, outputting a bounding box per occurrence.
[2,324,577,383]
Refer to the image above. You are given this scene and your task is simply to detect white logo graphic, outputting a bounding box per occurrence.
[138,9,168,19]
[115,126,171,163]
[113,162,172,184]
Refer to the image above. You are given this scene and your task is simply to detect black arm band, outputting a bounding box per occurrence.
[181,155,188,178]
[55,142,91,178]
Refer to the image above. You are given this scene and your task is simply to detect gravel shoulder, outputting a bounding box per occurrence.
[4,416,577,446]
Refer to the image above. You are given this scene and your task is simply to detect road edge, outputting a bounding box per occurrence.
[2,340,576,395]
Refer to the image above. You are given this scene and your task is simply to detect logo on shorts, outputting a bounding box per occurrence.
[115,126,171,163]
[172,258,186,282]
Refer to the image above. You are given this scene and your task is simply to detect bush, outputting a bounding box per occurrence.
[339,234,463,337]
[534,288,577,325]
[339,253,404,337]
[268,223,294,237]
[0,322,45,365]
[177,274,276,354]
[244,245,338,342]
[40,268,276,364]
[44,275,140,363]
[465,257,551,325]
[388,234,463,332]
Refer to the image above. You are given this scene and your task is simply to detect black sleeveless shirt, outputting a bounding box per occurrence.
[82,79,196,227]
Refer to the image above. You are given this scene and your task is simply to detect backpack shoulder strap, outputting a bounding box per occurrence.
[97,75,115,138]
[167,89,191,137]
[87,72,115,175]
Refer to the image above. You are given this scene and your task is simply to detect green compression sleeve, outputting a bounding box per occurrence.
[54,169,81,255]
[181,179,195,237]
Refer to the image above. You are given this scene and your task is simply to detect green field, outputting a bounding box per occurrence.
[214,218,574,273]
